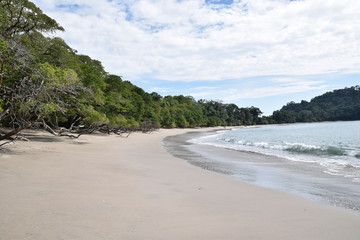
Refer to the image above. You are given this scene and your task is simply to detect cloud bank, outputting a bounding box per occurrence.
[34,0,360,82]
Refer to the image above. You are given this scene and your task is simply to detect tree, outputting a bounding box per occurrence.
[0,0,63,39]
[0,0,64,85]
[0,64,86,141]
[160,107,175,128]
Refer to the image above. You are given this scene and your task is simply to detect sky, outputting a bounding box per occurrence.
[32,0,360,115]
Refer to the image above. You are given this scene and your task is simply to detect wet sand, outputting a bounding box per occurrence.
[0,128,359,240]
[163,130,360,211]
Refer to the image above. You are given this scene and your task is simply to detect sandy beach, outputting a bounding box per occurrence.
[1,128,359,240]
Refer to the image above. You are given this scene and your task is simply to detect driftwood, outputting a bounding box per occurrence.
[72,123,159,138]
[0,124,30,141]
[0,121,159,148]
[0,140,13,147]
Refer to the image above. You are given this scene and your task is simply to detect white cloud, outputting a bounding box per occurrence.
[33,0,360,83]
[148,87,173,93]
[189,77,328,101]
[227,81,328,100]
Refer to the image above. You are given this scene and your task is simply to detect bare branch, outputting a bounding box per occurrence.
[0,109,10,121]
[0,123,29,141]
[0,140,13,147]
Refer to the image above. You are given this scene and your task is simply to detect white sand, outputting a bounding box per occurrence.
[0,128,359,240]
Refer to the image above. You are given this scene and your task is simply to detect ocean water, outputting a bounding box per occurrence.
[192,121,360,183]
[163,121,360,212]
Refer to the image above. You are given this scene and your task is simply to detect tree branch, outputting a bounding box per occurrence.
[0,140,13,147]
[0,123,29,141]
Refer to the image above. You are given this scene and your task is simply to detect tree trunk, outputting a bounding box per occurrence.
[0,124,29,141]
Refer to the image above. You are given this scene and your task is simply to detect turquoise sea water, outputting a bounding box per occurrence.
[164,121,360,211]
[191,121,360,183]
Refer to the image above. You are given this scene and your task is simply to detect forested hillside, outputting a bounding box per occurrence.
[0,0,262,141]
[269,86,360,123]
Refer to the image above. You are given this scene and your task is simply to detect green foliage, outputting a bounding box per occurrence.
[0,0,64,86]
[77,55,107,88]
[268,86,360,123]
[199,100,262,126]
[79,104,109,126]
[38,103,62,119]
[0,7,8,31]
[33,62,80,86]
[40,37,79,68]
[0,0,64,39]
[107,114,128,127]
[0,38,7,52]
[0,98,4,112]
[160,108,176,128]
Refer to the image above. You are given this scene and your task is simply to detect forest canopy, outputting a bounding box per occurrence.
[267,86,360,124]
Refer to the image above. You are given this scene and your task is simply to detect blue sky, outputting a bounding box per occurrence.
[33,0,360,115]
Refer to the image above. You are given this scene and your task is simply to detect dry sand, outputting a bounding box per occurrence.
[0,128,359,240]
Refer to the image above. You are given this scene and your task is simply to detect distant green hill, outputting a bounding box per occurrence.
[268,86,360,123]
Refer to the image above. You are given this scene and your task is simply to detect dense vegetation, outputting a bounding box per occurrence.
[0,0,262,142]
[268,86,360,123]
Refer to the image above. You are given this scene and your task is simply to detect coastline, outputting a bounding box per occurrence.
[1,128,360,240]
[163,129,360,212]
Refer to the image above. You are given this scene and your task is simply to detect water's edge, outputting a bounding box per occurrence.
[163,130,360,213]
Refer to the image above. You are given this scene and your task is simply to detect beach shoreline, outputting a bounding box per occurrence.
[1,128,359,240]
[163,129,360,212]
